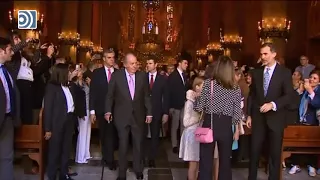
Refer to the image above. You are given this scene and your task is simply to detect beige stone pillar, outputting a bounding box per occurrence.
[261,1,287,60]
[60,1,79,63]
[78,2,93,64]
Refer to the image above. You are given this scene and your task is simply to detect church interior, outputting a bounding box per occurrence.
[1,1,320,180]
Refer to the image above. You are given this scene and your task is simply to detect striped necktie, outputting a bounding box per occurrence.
[263,67,270,97]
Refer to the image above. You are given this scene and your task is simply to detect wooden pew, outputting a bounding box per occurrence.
[14,109,45,180]
[280,125,320,180]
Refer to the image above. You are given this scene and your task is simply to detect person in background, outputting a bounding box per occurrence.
[168,55,189,154]
[144,57,169,167]
[44,63,80,180]
[83,61,96,81]
[179,77,204,180]
[194,56,242,180]
[292,71,303,91]
[295,55,315,79]
[74,69,92,164]
[0,37,20,180]
[288,70,320,176]
[166,64,175,76]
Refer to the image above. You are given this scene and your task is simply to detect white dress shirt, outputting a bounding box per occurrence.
[17,57,34,82]
[264,62,277,111]
[61,85,75,113]
[177,68,185,84]
[149,71,157,83]
[104,66,114,81]
[0,64,13,113]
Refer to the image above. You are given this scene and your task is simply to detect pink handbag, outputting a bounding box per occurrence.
[195,81,214,143]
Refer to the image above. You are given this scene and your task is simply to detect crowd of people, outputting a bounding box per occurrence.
[0,30,319,180]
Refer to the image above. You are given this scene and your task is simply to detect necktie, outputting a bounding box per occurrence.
[1,65,15,115]
[128,74,135,100]
[150,74,154,89]
[107,68,112,82]
[263,67,270,96]
[182,72,186,85]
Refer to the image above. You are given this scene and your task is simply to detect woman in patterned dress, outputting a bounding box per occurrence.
[179,77,204,180]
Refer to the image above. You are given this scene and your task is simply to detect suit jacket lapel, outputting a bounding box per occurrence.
[257,68,265,98]
[134,73,140,101]
[266,64,279,97]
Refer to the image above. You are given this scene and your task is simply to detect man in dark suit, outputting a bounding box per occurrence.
[0,37,21,180]
[246,43,292,180]
[144,57,169,167]
[167,55,188,153]
[105,53,152,180]
[89,49,117,170]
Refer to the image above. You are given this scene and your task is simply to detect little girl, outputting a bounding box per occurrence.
[179,77,204,180]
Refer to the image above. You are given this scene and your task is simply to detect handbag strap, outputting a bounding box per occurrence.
[210,80,213,130]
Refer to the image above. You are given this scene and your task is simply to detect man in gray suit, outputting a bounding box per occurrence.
[0,37,21,180]
[105,53,152,180]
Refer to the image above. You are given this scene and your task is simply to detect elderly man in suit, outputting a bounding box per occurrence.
[0,37,21,180]
[105,53,152,180]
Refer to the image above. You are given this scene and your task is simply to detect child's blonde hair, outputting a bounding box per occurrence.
[192,76,205,90]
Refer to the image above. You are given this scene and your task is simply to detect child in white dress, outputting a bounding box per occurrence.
[179,77,204,180]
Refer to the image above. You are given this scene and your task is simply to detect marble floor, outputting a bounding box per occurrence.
[14,138,320,180]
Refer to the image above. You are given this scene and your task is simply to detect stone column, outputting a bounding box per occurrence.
[201,1,209,47]
[221,1,241,61]
[92,1,102,46]
[78,1,93,64]
[60,1,79,63]
[46,2,62,44]
[261,1,287,60]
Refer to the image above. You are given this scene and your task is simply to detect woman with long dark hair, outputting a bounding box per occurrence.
[43,63,77,180]
[194,56,242,180]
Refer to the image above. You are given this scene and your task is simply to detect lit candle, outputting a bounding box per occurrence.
[155,26,159,34]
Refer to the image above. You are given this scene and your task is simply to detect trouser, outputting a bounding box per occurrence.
[199,113,233,180]
[238,135,251,161]
[143,117,161,160]
[17,79,33,125]
[97,115,116,164]
[117,119,144,178]
[0,115,14,180]
[170,108,184,147]
[248,118,284,180]
[46,113,75,180]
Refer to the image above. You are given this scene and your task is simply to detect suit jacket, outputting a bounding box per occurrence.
[247,64,292,131]
[146,72,169,120]
[167,70,188,110]
[0,67,21,131]
[43,83,80,132]
[105,69,152,128]
[89,67,117,115]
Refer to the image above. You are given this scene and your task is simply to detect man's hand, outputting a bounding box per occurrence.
[104,113,111,123]
[145,116,152,124]
[260,103,273,113]
[162,114,169,124]
[246,116,252,129]
[44,132,52,140]
[233,129,240,141]
[90,114,96,124]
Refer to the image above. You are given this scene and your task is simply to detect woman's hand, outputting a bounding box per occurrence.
[44,132,52,140]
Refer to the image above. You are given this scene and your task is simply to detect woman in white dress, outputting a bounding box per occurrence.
[179,77,204,180]
[75,70,92,164]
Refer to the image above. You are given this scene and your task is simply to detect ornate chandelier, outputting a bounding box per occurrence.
[258,17,291,42]
[58,32,80,46]
[136,0,164,62]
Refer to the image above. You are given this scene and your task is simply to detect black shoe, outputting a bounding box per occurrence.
[116,177,126,180]
[107,161,116,170]
[148,160,156,168]
[136,172,143,180]
[68,167,78,176]
[172,147,178,154]
[60,174,74,180]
